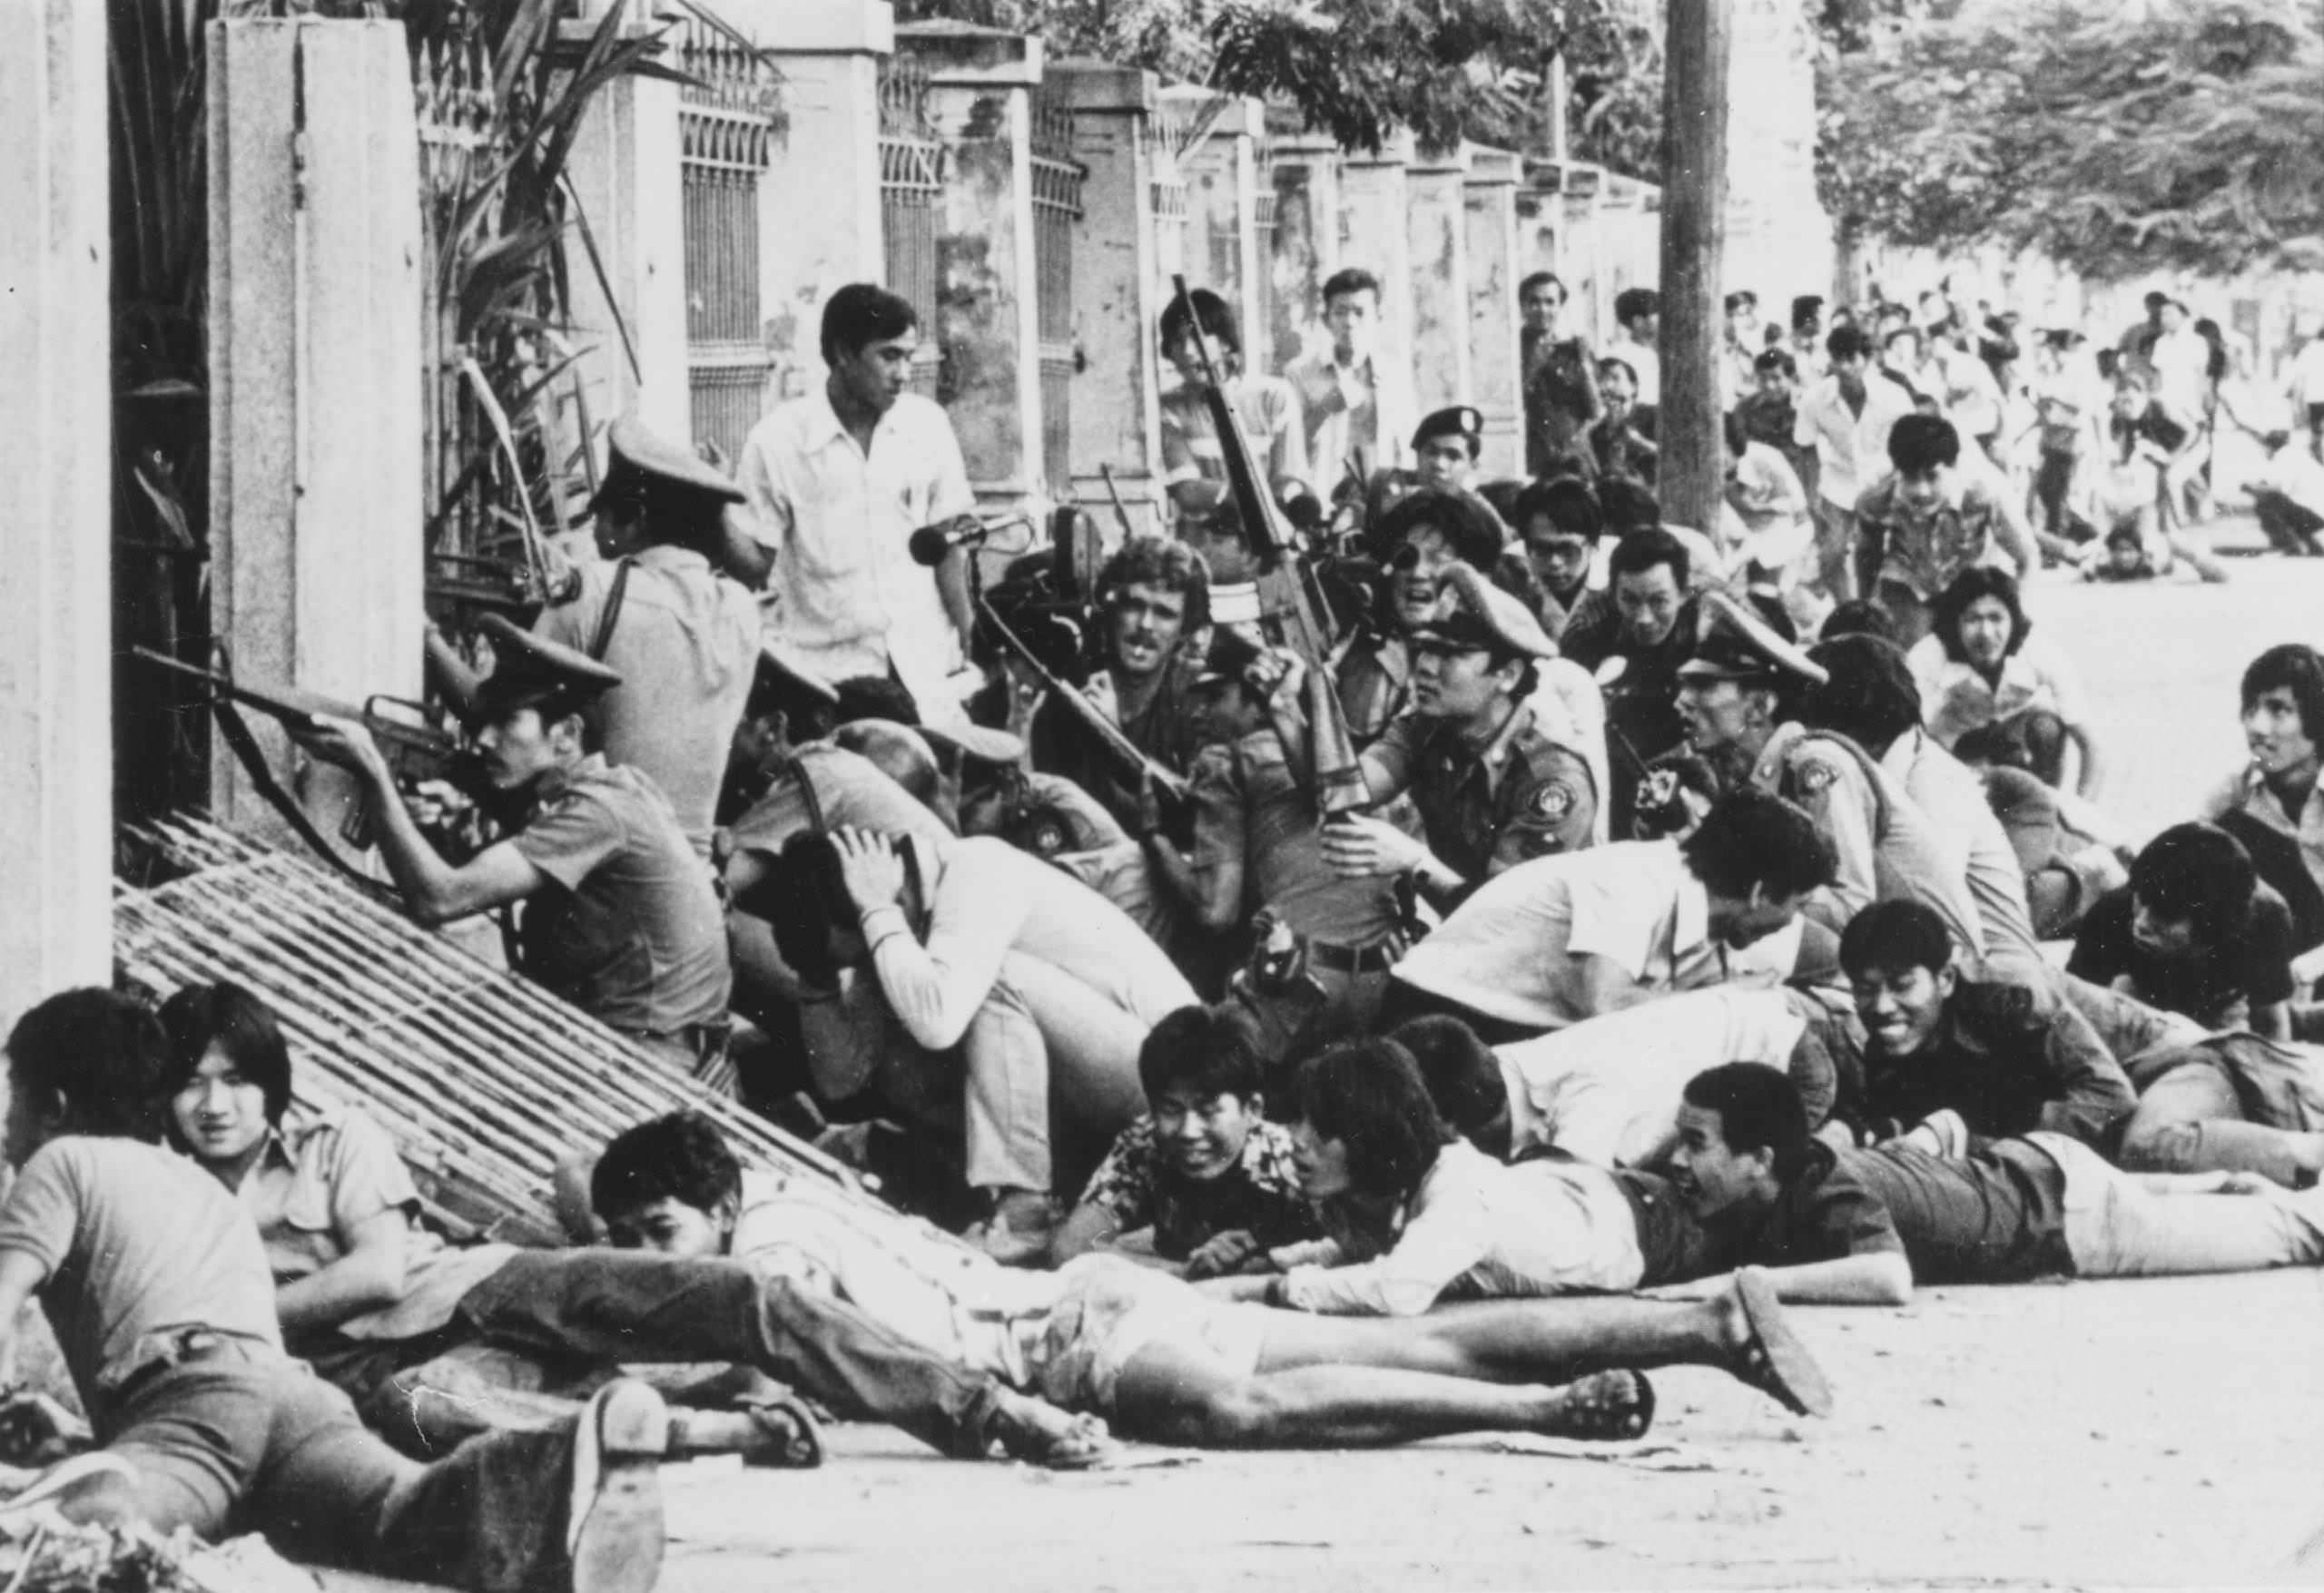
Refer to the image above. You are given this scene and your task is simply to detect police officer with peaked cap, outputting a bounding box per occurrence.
[530,413,763,858]
[1676,592,1985,955]
[1323,560,1600,906]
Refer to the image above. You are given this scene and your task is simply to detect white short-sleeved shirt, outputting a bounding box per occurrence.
[734,389,975,711]
[1390,841,1797,1031]
[1906,632,2090,749]
[1794,371,1915,511]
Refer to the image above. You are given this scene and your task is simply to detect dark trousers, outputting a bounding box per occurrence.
[452,1250,1006,1460]
[2253,489,2324,555]
[84,1355,583,1592]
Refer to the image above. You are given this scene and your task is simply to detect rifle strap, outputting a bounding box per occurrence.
[586,557,634,662]
[205,695,398,903]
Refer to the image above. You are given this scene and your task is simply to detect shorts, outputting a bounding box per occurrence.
[1029,1255,1271,1416]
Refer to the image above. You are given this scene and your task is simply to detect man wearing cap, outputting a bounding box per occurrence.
[1335,489,1509,744]
[1303,563,1598,909]
[1143,629,1416,1059]
[1854,413,2034,648]
[1412,406,1489,499]
[732,283,979,721]
[1674,593,1984,954]
[521,415,762,860]
[301,616,735,1087]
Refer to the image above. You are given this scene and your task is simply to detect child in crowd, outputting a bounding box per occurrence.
[1050,1005,1319,1275]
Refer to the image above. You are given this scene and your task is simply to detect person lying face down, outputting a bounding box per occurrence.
[591,1096,1835,1451]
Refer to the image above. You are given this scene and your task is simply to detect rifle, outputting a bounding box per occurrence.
[1098,464,1138,544]
[976,597,1191,811]
[133,647,488,883]
[1169,274,1370,817]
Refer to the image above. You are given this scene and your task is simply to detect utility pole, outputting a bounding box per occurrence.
[1656,0,1731,541]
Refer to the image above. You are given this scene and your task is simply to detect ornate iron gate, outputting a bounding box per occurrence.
[680,19,782,462]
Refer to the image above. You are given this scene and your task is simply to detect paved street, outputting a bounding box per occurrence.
[656,535,2324,1591]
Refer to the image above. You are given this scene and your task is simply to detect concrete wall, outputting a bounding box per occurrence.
[208,19,424,845]
[563,64,692,439]
[0,0,113,1024]
[1406,149,1472,417]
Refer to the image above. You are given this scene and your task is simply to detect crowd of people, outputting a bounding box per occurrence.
[13,270,2324,1590]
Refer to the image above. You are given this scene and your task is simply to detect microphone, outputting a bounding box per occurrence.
[909,521,988,566]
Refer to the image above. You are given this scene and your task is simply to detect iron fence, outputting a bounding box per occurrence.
[680,16,781,461]
[879,62,945,397]
[1030,88,1086,494]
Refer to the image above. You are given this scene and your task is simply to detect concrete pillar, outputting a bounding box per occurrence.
[1055,60,1166,537]
[1405,145,1472,418]
[749,0,892,403]
[897,21,1046,511]
[1172,91,1265,363]
[0,0,111,1020]
[1463,145,1523,476]
[1554,162,1610,346]
[207,19,425,847]
[1265,129,1343,379]
[562,52,692,441]
[1339,134,1417,456]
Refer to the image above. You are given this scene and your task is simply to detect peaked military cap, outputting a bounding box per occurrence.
[589,414,745,514]
[1677,590,1828,686]
[915,717,1028,766]
[1412,405,1486,455]
[1407,562,1557,661]
[759,637,841,705]
[473,612,624,718]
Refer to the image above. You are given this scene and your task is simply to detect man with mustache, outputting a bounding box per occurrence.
[299,617,733,1087]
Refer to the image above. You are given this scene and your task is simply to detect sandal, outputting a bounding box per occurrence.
[1008,1409,1122,1471]
[1730,1269,1833,1418]
[736,1395,824,1470]
[1545,1369,1655,1442]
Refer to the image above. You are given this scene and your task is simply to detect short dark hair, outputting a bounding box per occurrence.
[1608,526,1690,589]
[1161,287,1241,360]
[1819,598,1899,645]
[1951,721,2031,770]
[1098,536,1212,629]
[821,283,919,366]
[762,831,858,988]
[1826,325,1876,363]
[1725,290,1757,314]
[2132,823,2257,947]
[1680,788,1835,900]
[1790,295,1825,330]
[1887,413,1960,475]
[1389,1016,1506,1140]
[1376,488,1506,570]
[1291,1038,1451,1204]
[1597,477,1662,537]
[6,988,175,1145]
[1138,1004,1265,1104]
[1597,355,1639,388]
[1613,287,1659,326]
[157,982,294,1126]
[2240,644,2324,740]
[1803,634,1922,756]
[1753,348,1798,379]
[1322,268,1382,307]
[1512,477,1602,544]
[592,1111,743,1224]
[1838,900,1955,979]
[1930,566,2030,665]
[1681,1063,1813,1186]
[1519,270,1565,303]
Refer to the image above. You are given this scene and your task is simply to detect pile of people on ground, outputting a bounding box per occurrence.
[12,274,2324,1593]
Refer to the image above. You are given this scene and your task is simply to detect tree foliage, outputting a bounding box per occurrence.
[900,0,1666,173]
[1817,0,2324,280]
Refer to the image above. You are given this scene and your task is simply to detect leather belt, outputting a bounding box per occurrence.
[1304,938,1403,976]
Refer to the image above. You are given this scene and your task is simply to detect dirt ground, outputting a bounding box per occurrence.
[647,536,2324,1589]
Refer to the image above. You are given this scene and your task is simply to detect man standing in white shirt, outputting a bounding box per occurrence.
[733,284,978,721]
[1793,325,1915,603]
[1286,267,1411,485]
[1610,287,1662,407]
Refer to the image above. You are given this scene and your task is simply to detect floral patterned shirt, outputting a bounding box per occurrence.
[1074,1116,1316,1261]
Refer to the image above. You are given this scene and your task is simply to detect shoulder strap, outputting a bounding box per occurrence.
[587,557,635,662]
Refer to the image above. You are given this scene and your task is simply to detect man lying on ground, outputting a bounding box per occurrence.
[157,980,1111,1469]
[1833,900,2134,1152]
[586,1106,1833,1451]
[0,988,667,1593]
[1643,1063,2324,1303]
[2068,822,2297,1039]
[1050,1004,1319,1274]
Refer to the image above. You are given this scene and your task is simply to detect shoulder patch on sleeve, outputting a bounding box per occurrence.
[1789,752,1843,797]
[1532,781,1581,821]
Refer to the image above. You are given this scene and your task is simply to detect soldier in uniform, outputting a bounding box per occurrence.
[302,616,735,1088]
[1308,563,1597,910]
[1334,487,1508,744]
[1673,592,1984,956]
[534,415,761,859]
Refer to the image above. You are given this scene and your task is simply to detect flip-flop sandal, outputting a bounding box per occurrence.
[1551,1370,1656,1442]
[738,1396,825,1470]
[1732,1270,1833,1419]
